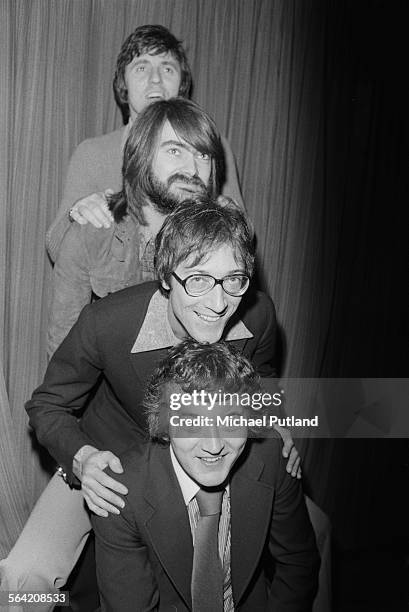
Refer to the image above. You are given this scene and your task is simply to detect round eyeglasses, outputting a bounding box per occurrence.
[172,272,250,297]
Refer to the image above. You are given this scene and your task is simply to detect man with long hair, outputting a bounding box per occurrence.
[47,97,226,355]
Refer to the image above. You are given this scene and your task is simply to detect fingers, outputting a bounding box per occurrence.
[108,454,124,474]
[80,451,128,516]
[90,468,128,496]
[83,451,128,494]
[69,208,88,225]
[281,435,293,459]
[273,424,303,479]
[286,450,302,479]
[273,425,293,457]
[83,491,118,517]
[82,478,125,514]
[70,192,114,228]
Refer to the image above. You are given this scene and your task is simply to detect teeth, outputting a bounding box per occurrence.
[196,313,221,322]
[201,457,222,463]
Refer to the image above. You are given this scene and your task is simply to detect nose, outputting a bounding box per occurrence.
[202,427,225,455]
[149,65,162,84]
[205,283,228,313]
[182,152,198,177]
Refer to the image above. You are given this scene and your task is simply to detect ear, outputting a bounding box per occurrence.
[162,279,171,291]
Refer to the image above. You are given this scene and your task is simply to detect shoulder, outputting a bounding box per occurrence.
[94,281,159,309]
[117,442,150,481]
[57,221,116,266]
[75,127,124,155]
[87,281,160,327]
[237,436,284,486]
[220,134,230,150]
[220,134,234,161]
[238,289,277,330]
[63,218,116,242]
[106,442,168,501]
[70,127,125,164]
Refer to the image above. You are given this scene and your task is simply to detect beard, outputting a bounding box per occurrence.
[145,171,210,215]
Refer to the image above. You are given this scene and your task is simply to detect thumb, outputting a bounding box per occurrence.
[107,454,123,474]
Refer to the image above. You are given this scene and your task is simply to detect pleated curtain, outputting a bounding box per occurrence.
[0,0,400,554]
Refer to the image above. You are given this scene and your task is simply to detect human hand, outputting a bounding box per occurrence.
[80,450,128,517]
[216,195,240,210]
[274,425,302,479]
[69,189,114,228]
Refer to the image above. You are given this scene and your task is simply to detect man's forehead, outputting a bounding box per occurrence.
[178,245,244,274]
[157,120,204,158]
[129,50,181,68]
[158,120,188,146]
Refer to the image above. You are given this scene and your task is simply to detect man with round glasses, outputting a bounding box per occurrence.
[29,198,274,504]
[171,271,250,297]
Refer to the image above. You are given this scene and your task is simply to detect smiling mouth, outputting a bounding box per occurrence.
[195,312,223,323]
[199,456,225,464]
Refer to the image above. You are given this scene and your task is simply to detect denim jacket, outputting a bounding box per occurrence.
[47,215,155,356]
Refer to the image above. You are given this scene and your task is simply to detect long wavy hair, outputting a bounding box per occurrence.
[108,98,225,224]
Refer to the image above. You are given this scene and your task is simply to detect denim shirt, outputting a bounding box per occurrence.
[47,215,155,357]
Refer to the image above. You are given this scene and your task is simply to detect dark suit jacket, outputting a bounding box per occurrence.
[26,282,278,483]
[92,437,319,612]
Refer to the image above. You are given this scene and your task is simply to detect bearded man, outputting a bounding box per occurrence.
[48,97,224,355]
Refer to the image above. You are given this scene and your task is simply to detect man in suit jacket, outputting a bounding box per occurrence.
[0,200,295,606]
[92,340,320,611]
[27,199,280,502]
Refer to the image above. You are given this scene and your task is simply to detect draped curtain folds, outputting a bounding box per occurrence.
[1,0,388,554]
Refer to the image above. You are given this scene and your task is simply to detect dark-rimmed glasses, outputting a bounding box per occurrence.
[172,272,250,297]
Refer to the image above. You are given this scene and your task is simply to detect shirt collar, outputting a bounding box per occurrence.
[170,445,200,505]
[170,446,230,506]
[131,290,253,353]
[131,290,179,352]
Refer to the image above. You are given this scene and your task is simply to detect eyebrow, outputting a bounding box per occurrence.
[159,139,193,153]
[183,268,245,276]
[130,58,180,70]
[161,60,180,69]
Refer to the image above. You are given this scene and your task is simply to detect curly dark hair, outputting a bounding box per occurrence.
[144,339,262,443]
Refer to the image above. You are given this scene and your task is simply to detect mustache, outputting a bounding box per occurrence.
[167,173,207,190]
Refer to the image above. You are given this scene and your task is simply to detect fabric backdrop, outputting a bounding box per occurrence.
[0,0,403,555]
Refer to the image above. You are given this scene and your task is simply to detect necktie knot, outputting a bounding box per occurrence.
[195,488,223,517]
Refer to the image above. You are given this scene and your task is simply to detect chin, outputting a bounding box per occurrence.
[196,471,228,488]
[189,325,224,344]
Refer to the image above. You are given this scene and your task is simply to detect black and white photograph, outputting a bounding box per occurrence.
[0,1,407,611]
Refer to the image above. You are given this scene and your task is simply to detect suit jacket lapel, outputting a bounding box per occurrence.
[142,445,193,610]
[129,348,169,387]
[230,444,276,606]
[227,337,248,353]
